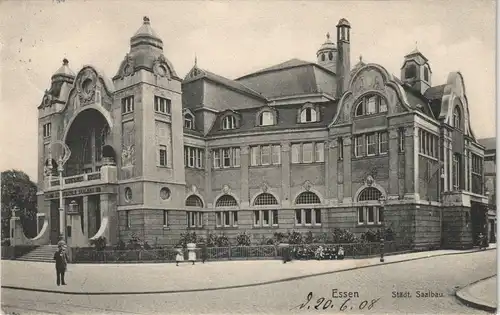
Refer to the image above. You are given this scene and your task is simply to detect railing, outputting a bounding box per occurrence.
[71,241,415,264]
[50,172,102,187]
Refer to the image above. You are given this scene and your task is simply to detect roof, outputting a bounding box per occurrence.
[132,16,161,40]
[52,58,75,79]
[402,85,435,118]
[424,84,446,118]
[237,59,315,80]
[478,137,496,151]
[207,101,338,136]
[203,69,267,101]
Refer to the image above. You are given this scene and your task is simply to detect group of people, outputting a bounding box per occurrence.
[175,243,208,266]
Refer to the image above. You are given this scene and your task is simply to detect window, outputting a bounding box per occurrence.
[453,106,461,130]
[453,154,460,190]
[328,52,333,61]
[418,129,438,158]
[124,187,132,202]
[259,111,274,126]
[472,154,483,175]
[159,145,167,166]
[253,210,279,227]
[43,123,51,138]
[405,64,417,79]
[296,191,321,205]
[272,145,281,165]
[184,146,204,169]
[321,54,325,62]
[300,107,317,123]
[358,187,382,201]
[163,210,168,227]
[125,211,131,228]
[424,67,429,81]
[354,95,387,117]
[354,136,363,157]
[184,114,194,129]
[399,128,405,152]
[186,195,203,207]
[379,132,388,154]
[357,187,383,225]
[302,143,313,163]
[213,147,240,168]
[215,211,238,227]
[187,211,203,228]
[222,115,236,130]
[215,194,238,207]
[260,145,271,165]
[366,133,376,156]
[338,137,344,160]
[315,142,325,163]
[121,96,134,114]
[295,209,321,226]
[251,145,280,166]
[154,96,171,114]
[254,193,278,206]
[291,144,300,164]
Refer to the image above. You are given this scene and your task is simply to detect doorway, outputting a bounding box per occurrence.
[470,202,488,246]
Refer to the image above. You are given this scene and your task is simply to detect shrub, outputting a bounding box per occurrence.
[273,232,288,244]
[304,231,314,244]
[331,228,358,244]
[287,231,303,244]
[114,240,126,250]
[177,232,198,248]
[236,231,251,246]
[1,239,11,247]
[90,236,107,251]
[313,232,329,244]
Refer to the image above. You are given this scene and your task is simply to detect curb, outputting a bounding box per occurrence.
[1,247,495,296]
[455,275,497,313]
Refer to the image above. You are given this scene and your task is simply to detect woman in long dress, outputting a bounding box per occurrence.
[175,247,184,266]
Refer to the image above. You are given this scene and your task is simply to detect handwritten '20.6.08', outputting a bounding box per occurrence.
[291,292,381,312]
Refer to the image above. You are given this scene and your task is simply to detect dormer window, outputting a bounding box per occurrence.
[300,107,317,123]
[184,113,194,129]
[405,64,417,79]
[222,115,236,130]
[258,111,274,126]
[354,95,387,117]
[453,106,461,130]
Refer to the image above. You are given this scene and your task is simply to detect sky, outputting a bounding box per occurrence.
[0,0,496,182]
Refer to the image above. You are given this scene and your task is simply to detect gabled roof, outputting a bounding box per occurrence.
[424,84,446,119]
[237,58,317,80]
[402,85,435,119]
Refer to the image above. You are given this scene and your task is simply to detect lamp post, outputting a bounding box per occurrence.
[57,157,67,243]
[379,195,386,263]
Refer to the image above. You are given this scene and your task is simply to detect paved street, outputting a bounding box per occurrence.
[1,249,496,314]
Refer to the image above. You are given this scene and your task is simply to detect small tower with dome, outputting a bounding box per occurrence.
[401,44,432,95]
[316,33,337,73]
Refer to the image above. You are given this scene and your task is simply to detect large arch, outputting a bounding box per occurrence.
[63,108,114,176]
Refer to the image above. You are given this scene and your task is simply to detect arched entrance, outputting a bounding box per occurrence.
[64,108,112,176]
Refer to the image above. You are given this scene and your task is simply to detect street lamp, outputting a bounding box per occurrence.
[379,195,386,263]
[57,156,67,244]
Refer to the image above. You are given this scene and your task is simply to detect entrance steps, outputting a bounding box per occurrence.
[17,245,59,263]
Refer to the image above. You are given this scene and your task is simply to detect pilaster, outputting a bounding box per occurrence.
[388,128,399,196]
[342,136,352,202]
[328,139,338,201]
[404,126,418,199]
[281,142,291,207]
[83,196,89,237]
[240,145,250,207]
[205,147,212,208]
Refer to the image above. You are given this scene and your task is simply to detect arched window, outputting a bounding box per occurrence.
[354,94,386,117]
[215,194,238,207]
[405,64,417,79]
[321,54,325,61]
[254,193,278,206]
[222,115,236,130]
[300,107,317,123]
[424,67,429,81]
[259,111,274,126]
[328,52,333,61]
[295,191,321,204]
[184,113,194,129]
[358,187,382,201]
[453,106,461,130]
[186,195,203,207]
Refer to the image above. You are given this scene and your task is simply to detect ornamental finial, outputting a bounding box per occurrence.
[143,16,150,24]
[326,32,330,40]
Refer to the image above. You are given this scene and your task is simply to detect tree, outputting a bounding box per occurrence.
[1,170,38,239]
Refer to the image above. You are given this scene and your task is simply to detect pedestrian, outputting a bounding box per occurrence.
[175,247,184,266]
[53,244,69,286]
[200,242,208,263]
[337,246,345,260]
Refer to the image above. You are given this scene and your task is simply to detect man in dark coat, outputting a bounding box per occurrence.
[200,242,208,263]
[53,245,69,285]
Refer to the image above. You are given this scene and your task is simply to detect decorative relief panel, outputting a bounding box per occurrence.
[77,68,97,106]
[121,53,135,79]
[352,69,385,99]
[153,55,171,80]
[121,121,136,169]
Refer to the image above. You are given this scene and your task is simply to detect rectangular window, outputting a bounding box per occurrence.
[189,148,196,167]
[357,207,364,225]
[196,150,204,168]
[338,138,344,160]
[224,211,230,226]
[302,143,313,163]
[366,97,377,115]
[222,148,231,168]
[260,145,271,165]
[291,144,300,164]
[159,145,167,166]
[379,99,388,112]
[272,145,281,165]
[366,133,376,156]
[304,209,312,225]
[232,148,240,167]
[453,154,460,189]
[213,150,221,169]
[354,136,363,157]
[254,210,260,226]
[315,142,325,162]
[154,96,171,114]
[379,132,388,154]
[295,209,302,225]
[399,128,405,152]
[367,206,375,224]
[125,211,130,228]
[163,210,168,227]
[216,212,222,227]
[121,96,134,114]
[233,211,238,226]
[251,146,260,166]
[187,211,203,228]
[263,210,270,226]
[43,123,52,138]
[184,147,189,166]
[314,209,321,224]
[272,210,279,226]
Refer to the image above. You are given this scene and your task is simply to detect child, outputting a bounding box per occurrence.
[175,247,184,266]
[337,246,345,260]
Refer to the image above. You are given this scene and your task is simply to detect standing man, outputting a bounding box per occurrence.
[53,244,69,285]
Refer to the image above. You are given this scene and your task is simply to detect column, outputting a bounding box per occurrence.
[205,148,212,208]
[464,146,469,191]
[442,131,448,192]
[404,126,418,199]
[448,134,453,190]
[240,145,250,207]
[281,142,291,207]
[468,148,473,192]
[388,128,399,196]
[342,136,352,202]
[328,139,338,201]
[83,196,89,236]
[100,194,110,240]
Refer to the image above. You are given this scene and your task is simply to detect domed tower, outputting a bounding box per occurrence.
[113,17,185,243]
[401,46,432,95]
[336,18,351,98]
[316,33,337,73]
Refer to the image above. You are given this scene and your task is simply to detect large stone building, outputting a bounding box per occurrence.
[29,16,490,249]
[478,137,496,242]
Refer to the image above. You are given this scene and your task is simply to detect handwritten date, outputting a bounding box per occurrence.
[291,292,380,311]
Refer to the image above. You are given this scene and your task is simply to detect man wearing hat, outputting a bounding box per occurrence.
[53,244,69,285]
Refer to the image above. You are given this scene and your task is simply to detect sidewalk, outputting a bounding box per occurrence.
[456,275,497,313]
[1,245,496,295]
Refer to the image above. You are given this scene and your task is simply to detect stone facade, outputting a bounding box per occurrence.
[32,16,489,250]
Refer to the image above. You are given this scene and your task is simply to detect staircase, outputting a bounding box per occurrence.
[17,245,59,262]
